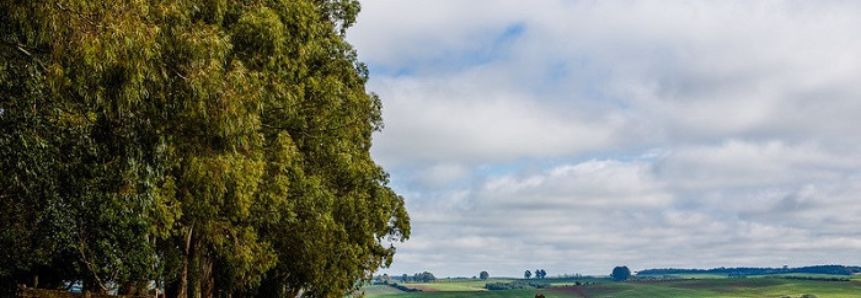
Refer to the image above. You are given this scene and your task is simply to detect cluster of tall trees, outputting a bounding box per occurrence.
[399,272,436,283]
[0,1,409,298]
[523,269,546,279]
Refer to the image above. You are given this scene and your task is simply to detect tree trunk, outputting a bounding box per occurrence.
[188,234,205,298]
[200,255,214,298]
[82,274,107,294]
[174,227,194,298]
[120,282,134,295]
[255,274,287,298]
[120,280,149,296]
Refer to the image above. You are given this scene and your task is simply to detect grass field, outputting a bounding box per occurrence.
[358,285,411,296]
[363,277,861,298]
[406,279,508,292]
[657,273,730,279]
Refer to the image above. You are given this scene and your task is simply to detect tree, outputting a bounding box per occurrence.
[611,266,631,281]
[379,274,392,285]
[524,270,532,279]
[479,271,489,280]
[0,1,409,298]
[412,272,436,283]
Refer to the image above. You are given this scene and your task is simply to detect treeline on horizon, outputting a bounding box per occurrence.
[637,265,861,276]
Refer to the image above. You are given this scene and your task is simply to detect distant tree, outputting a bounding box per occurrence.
[401,274,410,283]
[524,270,532,279]
[480,271,490,280]
[535,269,546,279]
[411,271,436,283]
[611,266,631,281]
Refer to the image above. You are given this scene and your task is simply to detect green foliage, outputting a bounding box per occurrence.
[484,281,548,291]
[479,271,489,280]
[386,283,420,293]
[611,266,631,281]
[778,275,849,282]
[0,1,408,298]
[638,265,858,276]
[403,272,436,283]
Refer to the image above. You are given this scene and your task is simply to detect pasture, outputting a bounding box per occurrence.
[362,276,861,298]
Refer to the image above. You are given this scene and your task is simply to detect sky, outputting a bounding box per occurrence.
[347,0,861,278]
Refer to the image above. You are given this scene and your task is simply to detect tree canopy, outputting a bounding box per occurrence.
[0,1,409,298]
[611,266,631,281]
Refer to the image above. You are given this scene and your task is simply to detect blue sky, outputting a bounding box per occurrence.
[348,0,861,277]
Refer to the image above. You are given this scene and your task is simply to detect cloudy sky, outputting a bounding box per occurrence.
[347,0,861,277]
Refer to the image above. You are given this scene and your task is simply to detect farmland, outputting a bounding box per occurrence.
[360,276,861,298]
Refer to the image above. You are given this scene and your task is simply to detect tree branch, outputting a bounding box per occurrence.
[77,225,110,293]
[15,44,32,57]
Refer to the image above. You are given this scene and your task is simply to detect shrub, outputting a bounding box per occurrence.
[485,281,549,291]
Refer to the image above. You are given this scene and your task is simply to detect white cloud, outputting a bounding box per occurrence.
[357,1,861,167]
[411,163,471,188]
[655,140,861,190]
[367,74,621,167]
[350,1,861,277]
[383,146,861,276]
[480,160,671,209]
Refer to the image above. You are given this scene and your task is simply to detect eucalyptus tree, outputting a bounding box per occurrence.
[0,1,408,298]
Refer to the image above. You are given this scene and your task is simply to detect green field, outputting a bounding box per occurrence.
[363,277,861,298]
[408,279,509,292]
